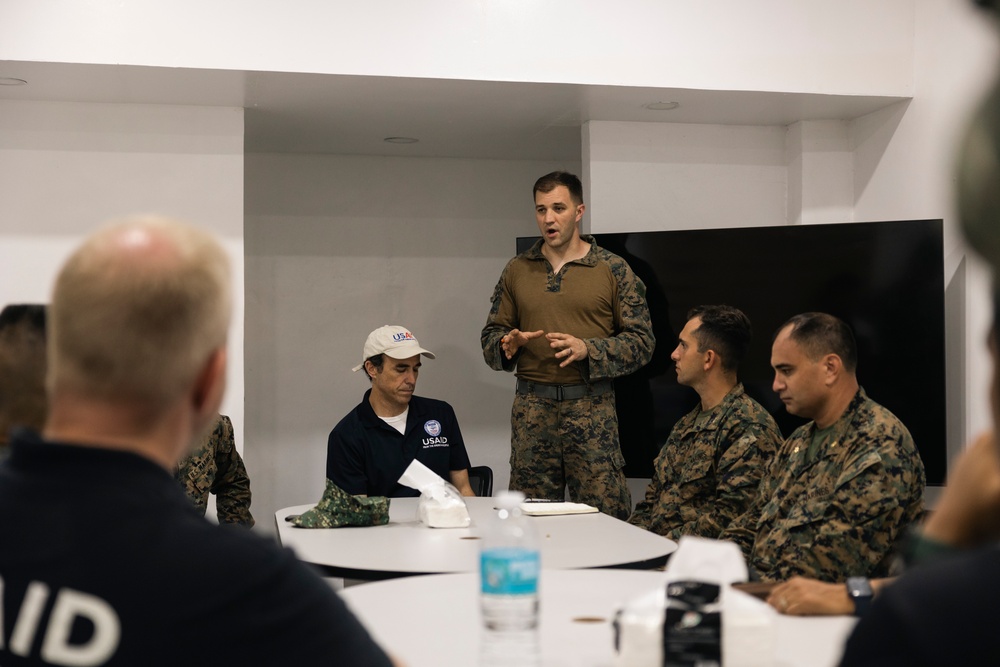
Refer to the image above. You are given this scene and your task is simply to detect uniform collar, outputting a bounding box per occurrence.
[799,387,870,447]
[690,383,746,432]
[524,234,600,268]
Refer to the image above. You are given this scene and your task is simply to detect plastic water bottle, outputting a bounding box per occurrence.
[480,490,540,631]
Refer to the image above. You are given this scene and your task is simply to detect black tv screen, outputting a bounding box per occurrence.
[517,219,947,485]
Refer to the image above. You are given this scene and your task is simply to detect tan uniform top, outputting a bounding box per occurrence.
[481,236,654,385]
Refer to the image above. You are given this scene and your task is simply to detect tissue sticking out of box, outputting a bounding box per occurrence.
[398,459,471,528]
[666,536,748,587]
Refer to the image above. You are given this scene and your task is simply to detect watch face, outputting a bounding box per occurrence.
[846,577,873,597]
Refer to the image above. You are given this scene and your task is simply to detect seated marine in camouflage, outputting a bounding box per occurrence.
[175,414,255,527]
[628,305,781,540]
[0,304,47,462]
[0,308,256,529]
[721,312,925,583]
[0,310,254,529]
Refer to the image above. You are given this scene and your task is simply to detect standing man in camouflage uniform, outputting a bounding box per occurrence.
[481,171,655,519]
[175,414,254,527]
[721,312,925,583]
[629,305,781,539]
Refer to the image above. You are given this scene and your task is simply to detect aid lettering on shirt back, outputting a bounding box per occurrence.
[0,575,121,665]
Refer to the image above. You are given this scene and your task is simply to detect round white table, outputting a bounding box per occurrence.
[276,497,677,580]
[341,569,858,667]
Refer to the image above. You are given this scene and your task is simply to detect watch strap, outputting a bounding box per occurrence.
[845,576,873,617]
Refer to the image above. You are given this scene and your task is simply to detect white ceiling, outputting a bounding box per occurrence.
[0,61,908,161]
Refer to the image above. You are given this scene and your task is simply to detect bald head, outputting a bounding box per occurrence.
[48,216,231,413]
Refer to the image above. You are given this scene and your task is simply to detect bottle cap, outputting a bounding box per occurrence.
[494,490,525,510]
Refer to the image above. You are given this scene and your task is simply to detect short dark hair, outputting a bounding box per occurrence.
[777,312,858,373]
[0,304,48,441]
[0,304,46,332]
[687,305,752,372]
[533,171,584,206]
[363,354,384,382]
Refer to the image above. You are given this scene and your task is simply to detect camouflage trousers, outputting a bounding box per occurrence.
[509,391,631,520]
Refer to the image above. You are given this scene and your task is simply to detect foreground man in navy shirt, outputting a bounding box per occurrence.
[0,216,397,667]
[839,5,1000,663]
[327,325,474,497]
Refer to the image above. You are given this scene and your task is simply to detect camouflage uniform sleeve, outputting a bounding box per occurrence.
[720,450,779,560]
[210,415,255,527]
[584,256,655,380]
[628,407,694,533]
[766,453,916,582]
[666,418,780,541]
[481,259,519,372]
[175,433,212,516]
[626,454,665,530]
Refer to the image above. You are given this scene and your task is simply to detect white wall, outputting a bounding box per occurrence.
[0,99,246,444]
[788,120,855,226]
[0,1,915,95]
[585,121,789,233]
[244,154,577,523]
[852,0,1000,459]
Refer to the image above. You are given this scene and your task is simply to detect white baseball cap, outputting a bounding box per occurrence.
[351,325,436,372]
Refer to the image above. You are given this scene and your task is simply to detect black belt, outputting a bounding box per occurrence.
[515,379,613,401]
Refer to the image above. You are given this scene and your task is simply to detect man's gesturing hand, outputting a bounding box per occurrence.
[546,332,587,368]
[502,329,545,360]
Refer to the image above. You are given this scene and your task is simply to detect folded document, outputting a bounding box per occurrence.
[519,501,598,516]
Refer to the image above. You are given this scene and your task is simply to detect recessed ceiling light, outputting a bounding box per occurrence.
[0,78,27,86]
[383,136,419,144]
[643,101,679,111]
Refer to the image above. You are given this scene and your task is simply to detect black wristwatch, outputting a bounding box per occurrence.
[845,577,873,616]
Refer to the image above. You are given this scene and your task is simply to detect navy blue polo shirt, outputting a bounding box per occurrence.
[0,431,393,666]
[326,389,472,497]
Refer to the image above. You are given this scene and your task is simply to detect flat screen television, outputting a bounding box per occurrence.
[517,219,947,485]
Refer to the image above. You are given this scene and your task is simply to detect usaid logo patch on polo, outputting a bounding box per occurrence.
[393,331,416,342]
[424,420,442,436]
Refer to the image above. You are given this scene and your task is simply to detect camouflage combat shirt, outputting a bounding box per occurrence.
[481,235,654,383]
[628,384,781,540]
[721,388,925,582]
[175,414,255,527]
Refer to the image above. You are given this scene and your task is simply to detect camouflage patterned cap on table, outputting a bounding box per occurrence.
[287,479,390,528]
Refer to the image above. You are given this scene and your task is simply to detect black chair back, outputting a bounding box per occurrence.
[468,465,494,497]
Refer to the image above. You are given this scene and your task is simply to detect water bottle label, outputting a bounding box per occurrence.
[481,548,540,595]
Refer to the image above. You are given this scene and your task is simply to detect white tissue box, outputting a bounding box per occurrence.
[612,584,775,667]
[419,499,471,528]
[612,537,775,667]
[399,460,472,528]
[417,485,470,528]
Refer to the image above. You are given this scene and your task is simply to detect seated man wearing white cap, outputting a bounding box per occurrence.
[326,325,475,497]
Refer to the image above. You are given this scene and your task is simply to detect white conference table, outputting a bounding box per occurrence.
[341,569,858,667]
[276,497,677,580]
